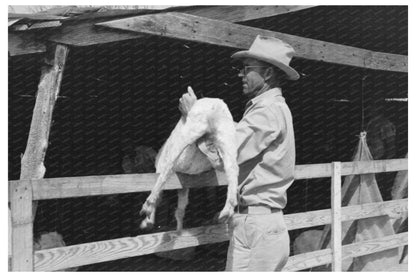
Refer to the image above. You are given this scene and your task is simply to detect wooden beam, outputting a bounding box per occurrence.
[97,12,408,73]
[19,44,69,218]
[9,32,46,56]
[7,159,408,200]
[34,223,230,271]
[32,216,407,271]
[8,6,314,55]
[331,162,342,271]
[283,232,407,271]
[342,232,408,260]
[283,249,332,271]
[46,21,144,47]
[10,180,33,271]
[341,159,408,176]
[11,21,62,31]
[169,5,316,22]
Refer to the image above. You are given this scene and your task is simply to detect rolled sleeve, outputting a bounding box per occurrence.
[236,105,281,164]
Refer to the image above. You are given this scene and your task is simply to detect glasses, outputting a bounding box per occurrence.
[231,65,270,76]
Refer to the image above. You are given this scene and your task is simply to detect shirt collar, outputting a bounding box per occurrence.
[245,87,282,110]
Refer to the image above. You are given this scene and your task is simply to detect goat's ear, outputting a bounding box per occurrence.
[188,86,197,99]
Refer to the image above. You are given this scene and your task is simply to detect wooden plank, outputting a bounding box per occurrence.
[8,170,227,200]
[19,44,69,218]
[341,159,408,176]
[47,21,144,47]
[7,159,408,200]
[11,21,62,31]
[8,13,67,21]
[97,12,408,72]
[295,163,332,179]
[44,6,313,46]
[8,32,46,56]
[283,232,408,271]
[331,162,342,271]
[342,199,408,222]
[34,224,229,271]
[10,180,33,271]
[169,5,316,22]
[342,232,408,260]
[285,199,408,231]
[31,202,407,271]
[283,249,332,271]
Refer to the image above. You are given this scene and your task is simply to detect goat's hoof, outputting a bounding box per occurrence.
[140,199,155,217]
[140,217,154,230]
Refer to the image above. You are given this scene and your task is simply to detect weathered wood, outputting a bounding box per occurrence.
[295,163,332,179]
[169,5,316,22]
[32,217,407,271]
[8,159,408,200]
[47,21,144,47]
[97,12,408,72]
[11,180,33,271]
[331,162,342,271]
[11,21,62,31]
[342,232,408,260]
[9,32,46,56]
[283,249,332,271]
[341,159,408,176]
[8,13,68,21]
[19,44,69,218]
[285,199,407,230]
[283,232,408,271]
[9,5,313,54]
[34,223,229,271]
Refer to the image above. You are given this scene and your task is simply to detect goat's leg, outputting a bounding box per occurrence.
[214,121,239,223]
[140,115,208,229]
[175,188,189,231]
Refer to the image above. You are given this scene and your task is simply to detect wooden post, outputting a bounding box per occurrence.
[11,180,33,271]
[331,162,342,271]
[19,43,69,219]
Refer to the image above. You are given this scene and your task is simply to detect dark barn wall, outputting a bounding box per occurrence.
[8,6,407,270]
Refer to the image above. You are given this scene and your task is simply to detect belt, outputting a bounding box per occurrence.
[236,205,281,214]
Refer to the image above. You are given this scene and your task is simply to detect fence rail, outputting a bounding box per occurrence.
[9,159,408,271]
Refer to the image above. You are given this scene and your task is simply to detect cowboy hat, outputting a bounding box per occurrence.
[231,35,300,80]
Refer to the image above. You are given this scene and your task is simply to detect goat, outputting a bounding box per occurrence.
[140,87,238,230]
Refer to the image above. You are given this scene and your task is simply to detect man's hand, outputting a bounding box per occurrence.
[179,86,197,117]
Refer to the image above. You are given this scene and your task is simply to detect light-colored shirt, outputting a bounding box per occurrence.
[235,88,296,209]
[366,115,396,160]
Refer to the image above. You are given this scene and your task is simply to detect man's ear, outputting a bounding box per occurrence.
[263,67,273,81]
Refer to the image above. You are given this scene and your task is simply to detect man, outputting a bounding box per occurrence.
[366,97,396,200]
[179,35,299,271]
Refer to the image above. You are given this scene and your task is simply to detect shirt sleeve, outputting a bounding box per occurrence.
[235,105,282,164]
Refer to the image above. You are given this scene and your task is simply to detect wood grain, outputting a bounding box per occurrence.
[31,200,407,271]
[8,159,408,200]
[98,12,408,72]
[19,44,69,219]
[283,249,332,271]
[10,180,33,271]
[34,224,229,271]
[283,232,408,271]
[8,32,46,56]
[171,5,316,22]
[331,162,342,271]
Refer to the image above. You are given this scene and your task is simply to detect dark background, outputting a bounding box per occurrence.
[9,6,407,271]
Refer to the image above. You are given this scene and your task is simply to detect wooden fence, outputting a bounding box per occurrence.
[9,158,408,271]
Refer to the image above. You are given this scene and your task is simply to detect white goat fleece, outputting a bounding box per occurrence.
[140,87,239,230]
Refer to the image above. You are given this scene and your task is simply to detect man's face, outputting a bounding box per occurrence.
[238,58,269,98]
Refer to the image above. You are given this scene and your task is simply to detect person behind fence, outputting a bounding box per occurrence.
[366,95,396,200]
[179,35,299,271]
